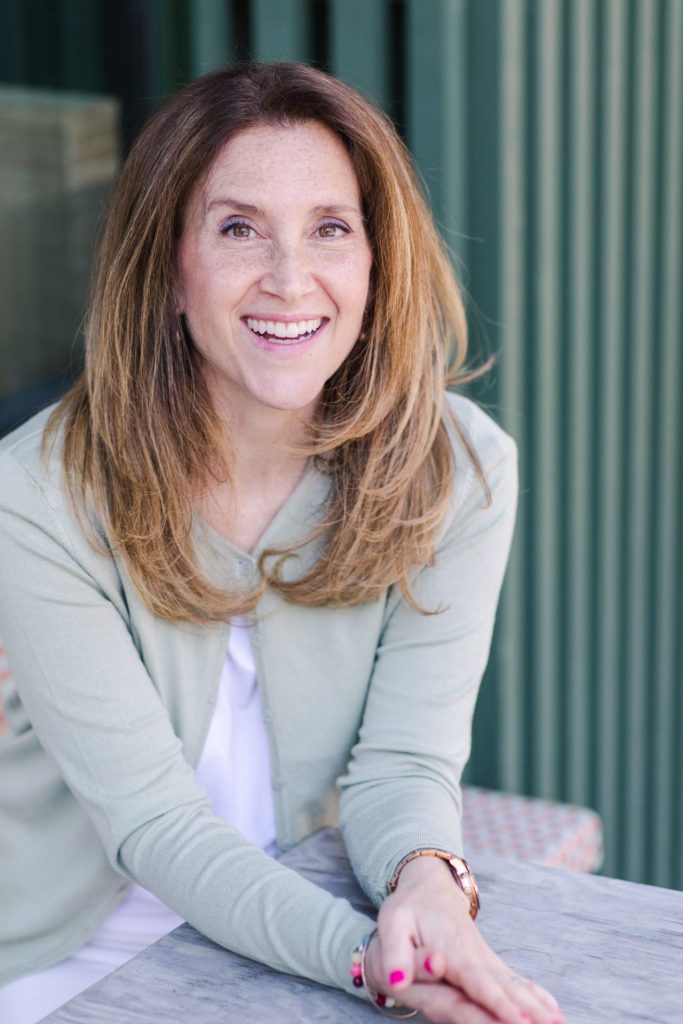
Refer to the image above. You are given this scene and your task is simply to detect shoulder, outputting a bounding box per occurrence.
[444,391,517,475]
[442,391,518,515]
[425,392,519,552]
[0,403,62,486]
[0,404,108,568]
[0,404,78,527]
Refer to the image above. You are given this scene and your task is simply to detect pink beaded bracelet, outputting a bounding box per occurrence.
[350,929,418,1019]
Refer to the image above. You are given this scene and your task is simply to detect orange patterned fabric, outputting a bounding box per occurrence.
[462,785,604,872]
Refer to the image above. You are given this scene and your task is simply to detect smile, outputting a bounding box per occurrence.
[244,317,325,343]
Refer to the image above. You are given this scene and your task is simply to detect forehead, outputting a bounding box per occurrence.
[192,121,362,214]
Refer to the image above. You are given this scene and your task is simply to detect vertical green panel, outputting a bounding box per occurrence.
[497,0,528,793]
[150,0,178,97]
[329,0,389,109]
[190,0,234,76]
[25,0,61,86]
[464,0,505,788]
[58,0,105,90]
[252,0,309,62]
[653,0,683,888]
[149,0,191,98]
[531,0,563,798]
[406,0,469,266]
[596,0,629,879]
[623,0,659,883]
[0,0,28,82]
[565,0,596,808]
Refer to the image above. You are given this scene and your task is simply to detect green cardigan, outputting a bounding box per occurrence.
[0,392,517,995]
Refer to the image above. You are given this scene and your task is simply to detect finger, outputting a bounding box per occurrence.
[445,962,536,1024]
[400,981,500,1024]
[407,946,448,984]
[421,948,447,982]
[497,971,563,1023]
[523,979,562,1015]
[376,907,419,989]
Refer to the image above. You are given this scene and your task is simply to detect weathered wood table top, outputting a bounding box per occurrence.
[43,827,683,1024]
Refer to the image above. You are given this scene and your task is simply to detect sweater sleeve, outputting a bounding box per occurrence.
[337,404,518,907]
[0,448,374,997]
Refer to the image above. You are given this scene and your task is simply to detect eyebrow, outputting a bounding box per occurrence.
[206,197,363,218]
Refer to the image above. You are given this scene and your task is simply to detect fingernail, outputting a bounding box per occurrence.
[389,970,405,985]
[519,1015,530,1022]
[424,957,433,974]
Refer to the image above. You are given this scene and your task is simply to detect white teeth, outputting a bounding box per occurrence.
[245,317,323,341]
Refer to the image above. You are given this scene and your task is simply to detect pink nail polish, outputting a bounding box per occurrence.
[519,1015,530,1022]
[389,970,405,985]
[424,957,433,974]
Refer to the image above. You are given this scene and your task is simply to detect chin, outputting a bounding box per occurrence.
[252,383,324,416]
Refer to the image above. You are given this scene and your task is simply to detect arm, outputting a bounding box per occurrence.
[338,405,518,904]
[0,446,373,995]
[338,406,563,1022]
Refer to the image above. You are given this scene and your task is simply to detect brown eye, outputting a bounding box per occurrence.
[220,220,254,239]
[317,221,349,238]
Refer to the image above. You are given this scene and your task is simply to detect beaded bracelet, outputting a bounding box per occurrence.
[351,929,418,1019]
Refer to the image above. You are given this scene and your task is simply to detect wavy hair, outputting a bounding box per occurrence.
[45,61,488,623]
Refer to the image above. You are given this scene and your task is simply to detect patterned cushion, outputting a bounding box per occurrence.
[462,784,604,872]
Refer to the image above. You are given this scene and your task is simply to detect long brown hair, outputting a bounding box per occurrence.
[45,61,487,623]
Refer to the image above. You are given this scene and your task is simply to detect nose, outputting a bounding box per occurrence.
[259,241,315,303]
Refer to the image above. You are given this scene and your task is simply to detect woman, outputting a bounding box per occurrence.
[0,62,562,1023]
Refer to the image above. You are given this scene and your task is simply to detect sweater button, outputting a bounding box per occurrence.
[272,777,285,791]
[237,558,252,576]
[251,629,262,647]
[262,708,273,723]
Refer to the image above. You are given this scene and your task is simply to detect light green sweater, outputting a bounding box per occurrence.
[0,392,517,995]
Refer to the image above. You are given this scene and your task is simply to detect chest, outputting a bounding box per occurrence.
[196,471,307,553]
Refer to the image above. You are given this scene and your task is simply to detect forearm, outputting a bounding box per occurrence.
[339,775,465,907]
[121,810,374,996]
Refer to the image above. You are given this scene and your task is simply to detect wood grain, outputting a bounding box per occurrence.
[42,828,683,1023]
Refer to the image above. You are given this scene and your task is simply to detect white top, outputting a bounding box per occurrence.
[0,619,276,1024]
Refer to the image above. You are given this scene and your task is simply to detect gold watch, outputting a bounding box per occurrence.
[388,849,480,920]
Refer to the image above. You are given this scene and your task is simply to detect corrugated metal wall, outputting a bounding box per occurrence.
[467,0,683,889]
[1,0,681,889]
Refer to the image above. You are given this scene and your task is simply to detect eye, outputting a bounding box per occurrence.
[219,218,256,239]
[316,220,350,239]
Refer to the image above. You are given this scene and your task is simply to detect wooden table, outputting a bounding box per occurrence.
[43,828,683,1023]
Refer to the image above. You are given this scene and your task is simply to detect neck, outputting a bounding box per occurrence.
[212,390,315,491]
[194,397,315,553]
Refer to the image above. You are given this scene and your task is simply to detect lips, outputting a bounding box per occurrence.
[244,316,325,343]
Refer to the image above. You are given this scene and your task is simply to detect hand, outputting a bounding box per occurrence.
[364,856,563,1024]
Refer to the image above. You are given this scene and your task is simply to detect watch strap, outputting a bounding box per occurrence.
[387,848,480,920]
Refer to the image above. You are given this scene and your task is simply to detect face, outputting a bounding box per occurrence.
[175,121,373,426]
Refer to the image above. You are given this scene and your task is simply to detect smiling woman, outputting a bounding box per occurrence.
[175,122,373,427]
[0,63,562,1024]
